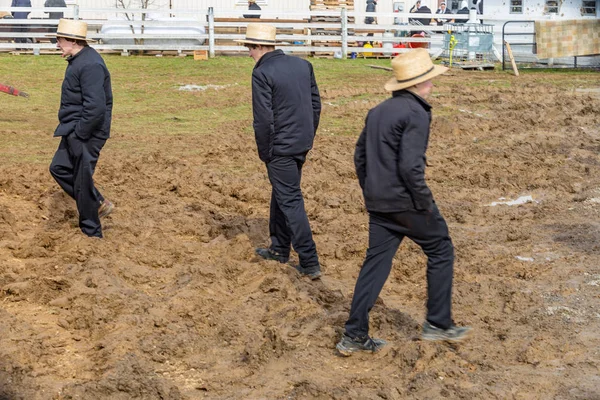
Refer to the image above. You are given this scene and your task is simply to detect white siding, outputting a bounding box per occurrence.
[484,0,599,19]
[170,0,308,12]
[1,0,595,21]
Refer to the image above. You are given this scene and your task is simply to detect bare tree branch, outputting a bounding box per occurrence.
[115,0,156,45]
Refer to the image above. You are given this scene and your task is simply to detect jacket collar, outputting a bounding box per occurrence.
[392,89,432,111]
[254,49,284,69]
[67,45,90,63]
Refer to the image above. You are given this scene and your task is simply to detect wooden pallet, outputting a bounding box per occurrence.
[312,41,342,47]
[310,0,354,11]
[311,0,355,5]
[311,16,343,22]
[310,6,354,10]
[455,62,496,70]
[310,16,355,21]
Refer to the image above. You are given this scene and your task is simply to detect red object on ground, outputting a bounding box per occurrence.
[408,32,428,49]
[392,43,406,56]
[0,83,29,97]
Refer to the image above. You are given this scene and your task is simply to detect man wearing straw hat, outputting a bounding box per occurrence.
[336,49,471,356]
[49,19,114,238]
[236,24,322,280]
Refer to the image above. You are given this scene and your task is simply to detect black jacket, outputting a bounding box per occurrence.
[55,46,113,140]
[252,49,321,163]
[11,0,31,19]
[243,2,261,18]
[44,0,66,20]
[364,0,376,23]
[412,5,432,25]
[354,90,434,213]
[436,7,452,25]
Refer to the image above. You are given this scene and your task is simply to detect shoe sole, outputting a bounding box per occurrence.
[306,271,322,280]
[99,203,114,219]
[421,329,472,343]
[296,269,321,280]
[335,342,386,357]
[335,344,354,357]
[255,250,288,264]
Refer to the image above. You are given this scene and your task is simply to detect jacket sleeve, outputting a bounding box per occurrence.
[397,113,433,211]
[252,70,274,163]
[354,117,368,190]
[74,63,107,141]
[309,63,321,134]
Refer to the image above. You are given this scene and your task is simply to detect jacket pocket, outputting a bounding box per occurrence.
[54,122,76,137]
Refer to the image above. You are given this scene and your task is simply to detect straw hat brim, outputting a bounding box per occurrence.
[46,32,96,42]
[234,38,288,46]
[384,64,448,92]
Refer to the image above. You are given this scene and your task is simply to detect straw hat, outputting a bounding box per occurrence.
[384,48,448,92]
[53,19,93,41]
[235,23,285,46]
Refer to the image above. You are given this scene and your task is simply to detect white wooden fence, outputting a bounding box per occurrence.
[0,5,479,57]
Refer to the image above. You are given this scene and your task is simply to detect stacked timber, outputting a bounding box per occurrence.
[310,0,355,11]
[310,0,355,54]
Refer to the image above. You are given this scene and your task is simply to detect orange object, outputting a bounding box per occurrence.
[408,32,428,49]
[392,43,406,56]
[194,50,208,60]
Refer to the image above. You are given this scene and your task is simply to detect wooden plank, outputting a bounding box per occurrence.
[214,18,309,23]
[504,40,519,77]
[193,50,208,60]
[367,64,393,71]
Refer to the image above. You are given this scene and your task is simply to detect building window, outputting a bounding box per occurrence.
[545,0,559,14]
[582,0,596,15]
[510,0,523,13]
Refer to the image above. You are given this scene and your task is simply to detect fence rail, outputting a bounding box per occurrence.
[0,6,491,57]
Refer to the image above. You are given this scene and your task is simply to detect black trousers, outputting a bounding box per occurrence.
[13,25,29,44]
[344,205,454,338]
[266,154,319,268]
[49,134,106,238]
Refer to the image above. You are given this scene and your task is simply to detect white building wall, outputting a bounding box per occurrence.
[483,0,599,19]
[168,0,308,13]
[1,0,595,21]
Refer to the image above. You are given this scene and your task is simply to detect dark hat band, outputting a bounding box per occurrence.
[56,31,87,40]
[244,37,277,44]
[395,65,434,83]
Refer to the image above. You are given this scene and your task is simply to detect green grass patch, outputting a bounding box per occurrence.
[2,53,598,165]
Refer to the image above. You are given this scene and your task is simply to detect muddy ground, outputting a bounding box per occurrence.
[1,58,600,399]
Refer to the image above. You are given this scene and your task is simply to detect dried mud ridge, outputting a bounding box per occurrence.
[1,71,600,399]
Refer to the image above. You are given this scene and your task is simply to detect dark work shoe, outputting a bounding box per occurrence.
[255,248,289,263]
[421,321,471,342]
[336,334,387,356]
[293,264,321,280]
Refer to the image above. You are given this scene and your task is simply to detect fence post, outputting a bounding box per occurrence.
[341,7,348,59]
[73,4,79,20]
[208,7,215,58]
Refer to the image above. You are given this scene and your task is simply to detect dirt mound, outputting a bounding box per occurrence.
[1,68,600,399]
